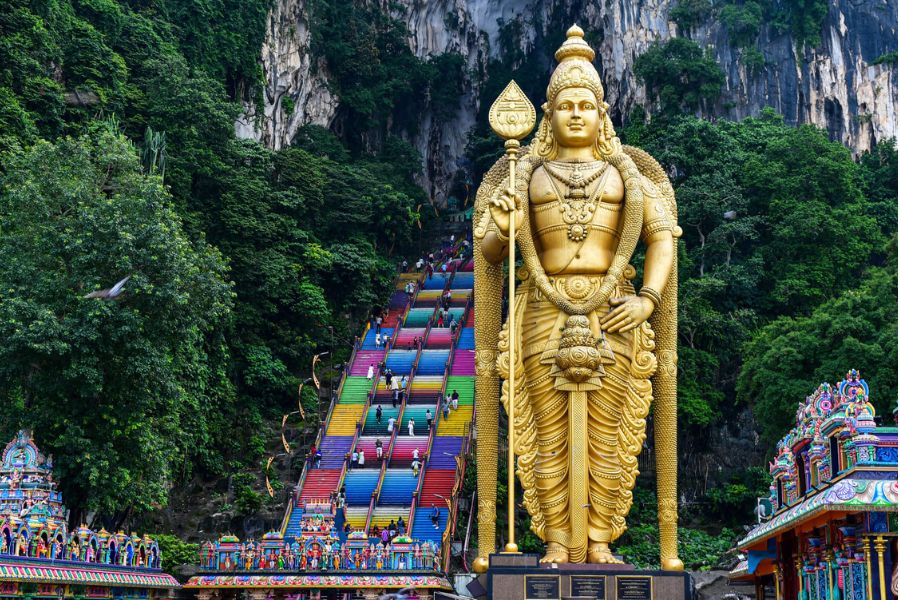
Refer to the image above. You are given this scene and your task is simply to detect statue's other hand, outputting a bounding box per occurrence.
[489,188,524,237]
[601,295,655,333]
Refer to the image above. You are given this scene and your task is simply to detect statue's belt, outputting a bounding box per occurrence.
[514,277,636,362]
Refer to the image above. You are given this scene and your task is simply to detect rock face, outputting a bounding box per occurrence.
[240,0,897,201]
[235,0,338,149]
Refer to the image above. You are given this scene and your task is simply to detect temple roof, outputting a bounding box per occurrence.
[738,478,898,549]
[0,558,179,588]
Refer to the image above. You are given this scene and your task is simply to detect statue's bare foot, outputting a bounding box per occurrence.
[588,543,623,564]
[540,542,569,564]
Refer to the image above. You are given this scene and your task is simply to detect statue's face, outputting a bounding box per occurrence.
[550,87,601,148]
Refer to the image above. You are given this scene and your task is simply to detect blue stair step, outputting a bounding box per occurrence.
[344,470,380,505]
[411,508,449,544]
[379,469,420,504]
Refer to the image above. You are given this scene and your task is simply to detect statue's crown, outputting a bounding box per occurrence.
[546,25,605,107]
[554,24,595,62]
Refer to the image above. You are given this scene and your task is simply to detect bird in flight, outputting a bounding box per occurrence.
[82,275,130,299]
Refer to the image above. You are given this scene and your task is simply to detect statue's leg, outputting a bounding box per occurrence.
[586,377,625,564]
[522,353,570,563]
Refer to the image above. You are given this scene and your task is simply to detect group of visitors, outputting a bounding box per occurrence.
[309,444,323,468]
[348,448,366,469]
[406,336,425,350]
[435,306,457,329]
[373,332,391,349]
[372,515,406,541]
[440,390,460,420]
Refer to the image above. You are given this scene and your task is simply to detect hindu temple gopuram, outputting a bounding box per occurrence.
[730,370,898,599]
[0,430,178,600]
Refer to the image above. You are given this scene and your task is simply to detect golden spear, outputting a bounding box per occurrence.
[487,80,536,554]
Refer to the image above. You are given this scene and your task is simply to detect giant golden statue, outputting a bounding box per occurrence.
[473,26,683,570]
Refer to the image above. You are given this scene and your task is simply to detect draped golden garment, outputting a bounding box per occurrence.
[498,274,657,561]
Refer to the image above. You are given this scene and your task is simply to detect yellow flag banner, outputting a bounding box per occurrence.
[311,355,321,391]
[280,413,292,453]
[297,383,306,420]
[265,456,275,497]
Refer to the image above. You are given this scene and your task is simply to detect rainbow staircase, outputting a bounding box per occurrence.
[284,248,475,562]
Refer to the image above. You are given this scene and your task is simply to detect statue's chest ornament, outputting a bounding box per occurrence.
[543,161,611,242]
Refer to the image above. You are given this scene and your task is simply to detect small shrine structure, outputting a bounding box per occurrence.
[0,430,178,600]
[730,370,897,599]
[186,500,450,600]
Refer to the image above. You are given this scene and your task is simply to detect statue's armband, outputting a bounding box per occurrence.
[640,177,673,244]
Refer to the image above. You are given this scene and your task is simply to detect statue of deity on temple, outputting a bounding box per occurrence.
[474,25,682,569]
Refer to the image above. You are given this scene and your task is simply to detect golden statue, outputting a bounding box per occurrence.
[473,25,683,570]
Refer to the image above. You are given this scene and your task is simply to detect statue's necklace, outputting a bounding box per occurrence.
[543,160,609,242]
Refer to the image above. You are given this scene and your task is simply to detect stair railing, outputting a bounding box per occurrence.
[364,494,376,538]
[442,442,468,571]
[278,498,294,537]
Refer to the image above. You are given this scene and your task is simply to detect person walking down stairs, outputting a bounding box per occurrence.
[431,504,440,529]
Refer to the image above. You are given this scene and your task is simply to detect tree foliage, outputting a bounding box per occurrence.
[738,248,898,445]
[0,127,233,522]
[0,0,424,527]
[634,38,725,113]
[622,109,896,445]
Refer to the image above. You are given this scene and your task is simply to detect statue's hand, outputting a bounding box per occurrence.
[489,187,524,238]
[601,295,654,333]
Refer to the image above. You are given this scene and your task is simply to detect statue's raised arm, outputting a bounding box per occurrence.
[473,24,683,571]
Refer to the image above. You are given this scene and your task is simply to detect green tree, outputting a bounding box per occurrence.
[0,126,233,526]
[738,245,898,445]
[634,38,725,113]
[153,533,199,575]
[858,138,898,237]
[720,1,763,48]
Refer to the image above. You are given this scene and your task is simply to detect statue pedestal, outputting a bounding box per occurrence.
[478,554,693,600]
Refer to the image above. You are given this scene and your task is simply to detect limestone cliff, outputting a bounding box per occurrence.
[239,0,897,201]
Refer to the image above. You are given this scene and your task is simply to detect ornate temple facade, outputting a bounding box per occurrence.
[187,527,449,600]
[0,430,178,600]
[730,370,898,600]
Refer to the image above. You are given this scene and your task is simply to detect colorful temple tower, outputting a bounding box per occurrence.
[0,430,178,600]
[730,371,898,599]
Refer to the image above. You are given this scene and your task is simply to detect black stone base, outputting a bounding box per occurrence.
[482,554,693,600]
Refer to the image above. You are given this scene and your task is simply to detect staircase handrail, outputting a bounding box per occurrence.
[442,439,467,571]
[278,496,294,537]
[363,493,376,538]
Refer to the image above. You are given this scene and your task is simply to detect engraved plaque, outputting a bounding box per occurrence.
[525,574,561,599]
[570,575,606,598]
[616,575,653,599]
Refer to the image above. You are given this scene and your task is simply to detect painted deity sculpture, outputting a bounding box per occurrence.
[474,26,682,568]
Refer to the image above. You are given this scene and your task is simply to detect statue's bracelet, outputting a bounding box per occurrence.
[493,227,510,243]
[639,287,662,308]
